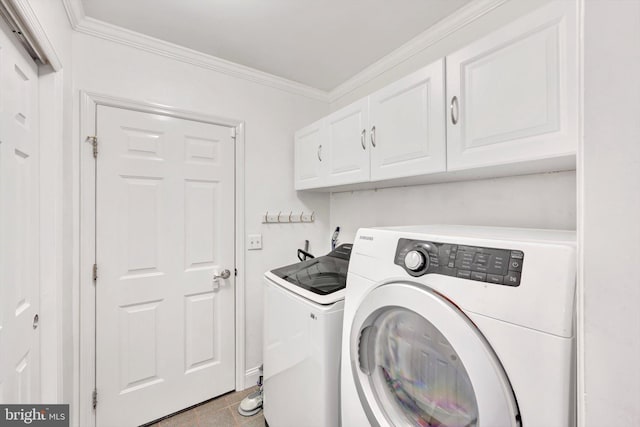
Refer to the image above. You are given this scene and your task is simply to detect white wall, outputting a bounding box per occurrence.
[581,1,640,425]
[70,32,330,391]
[331,171,576,244]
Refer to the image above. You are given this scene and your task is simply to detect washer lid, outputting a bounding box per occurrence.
[350,282,521,427]
[269,244,352,297]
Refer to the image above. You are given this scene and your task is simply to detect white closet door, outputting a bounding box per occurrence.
[0,19,41,404]
[326,99,370,186]
[446,1,578,171]
[96,106,235,426]
[369,60,446,181]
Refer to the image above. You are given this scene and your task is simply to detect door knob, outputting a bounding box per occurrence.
[213,269,231,280]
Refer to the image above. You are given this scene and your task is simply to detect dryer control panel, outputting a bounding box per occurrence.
[394,238,524,286]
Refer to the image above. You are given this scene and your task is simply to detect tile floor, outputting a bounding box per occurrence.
[146,386,264,427]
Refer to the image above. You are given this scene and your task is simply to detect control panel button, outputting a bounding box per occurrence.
[457,270,471,279]
[404,250,426,271]
[470,272,487,282]
[474,253,490,264]
[504,272,521,286]
[455,259,472,269]
[508,258,523,272]
[471,263,488,273]
[487,274,503,284]
[510,251,524,260]
[487,265,507,275]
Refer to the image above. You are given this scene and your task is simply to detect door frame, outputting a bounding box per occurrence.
[78,91,246,427]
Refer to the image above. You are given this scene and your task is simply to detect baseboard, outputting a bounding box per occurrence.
[243,365,262,390]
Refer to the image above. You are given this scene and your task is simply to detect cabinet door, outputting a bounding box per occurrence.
[446,1,578,171]
[326,99,370,186]
[369,60,446,181]
[294,119,327,190]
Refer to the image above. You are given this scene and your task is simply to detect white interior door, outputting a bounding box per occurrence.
[95,106,236,426]
[0,19,40,403]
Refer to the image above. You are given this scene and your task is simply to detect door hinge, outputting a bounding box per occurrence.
[92,263,98,282]
[92,388,98,410]
[87,136,98,158]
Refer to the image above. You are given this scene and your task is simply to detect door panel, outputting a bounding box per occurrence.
[369,60,446,181]
[96,106,235,426]
[327,99,370,186]
[350,282,519,427]
[446,1,577,170]
[294,119,327,190]
[0,19,40,404]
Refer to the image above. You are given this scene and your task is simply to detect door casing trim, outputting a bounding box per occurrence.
[78,91,246,427]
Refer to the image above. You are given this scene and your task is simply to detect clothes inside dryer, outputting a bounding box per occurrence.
[363,307,478,426]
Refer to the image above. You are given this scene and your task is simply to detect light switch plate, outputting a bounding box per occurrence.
[248,234,262,250]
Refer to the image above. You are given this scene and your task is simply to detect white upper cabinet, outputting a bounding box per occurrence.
[294,1,578,191]
[294,118,327,190]
[446,1,578,171]
[369,60,446,181]
[326,98,370,186]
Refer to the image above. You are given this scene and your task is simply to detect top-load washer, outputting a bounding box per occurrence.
[263,244,352,427]
[341,225,576,427]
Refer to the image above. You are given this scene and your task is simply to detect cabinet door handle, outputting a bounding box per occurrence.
[450,96,459,125]
[370,126,376,148]
[317,144,322,161]
[360,129,366,150]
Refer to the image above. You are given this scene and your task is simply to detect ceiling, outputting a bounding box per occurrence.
[81,0,472,91]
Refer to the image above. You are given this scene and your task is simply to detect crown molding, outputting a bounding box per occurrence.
[327,0,509,103]
[61,0,329,102]
[61,0,510,104]
[61,0,84,29]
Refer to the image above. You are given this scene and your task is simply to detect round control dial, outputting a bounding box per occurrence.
[404,250,427,272]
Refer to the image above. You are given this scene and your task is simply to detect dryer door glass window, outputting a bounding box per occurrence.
[362,307,479,426]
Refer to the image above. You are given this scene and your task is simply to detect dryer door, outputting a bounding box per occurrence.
[350,281,520,427]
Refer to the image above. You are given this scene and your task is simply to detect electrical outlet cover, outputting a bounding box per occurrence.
[248,234,262,250]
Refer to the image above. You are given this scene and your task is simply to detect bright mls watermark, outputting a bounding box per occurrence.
[0,405,69,427]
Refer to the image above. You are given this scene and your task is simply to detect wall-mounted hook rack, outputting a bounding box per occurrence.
[262,210,315,224]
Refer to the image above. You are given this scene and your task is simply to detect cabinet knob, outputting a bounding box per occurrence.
[317,144,322,162]
[450,96,459,125]
[360,129,366,150]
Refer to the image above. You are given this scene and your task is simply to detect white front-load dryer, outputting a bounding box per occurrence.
[341,225,576,427]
